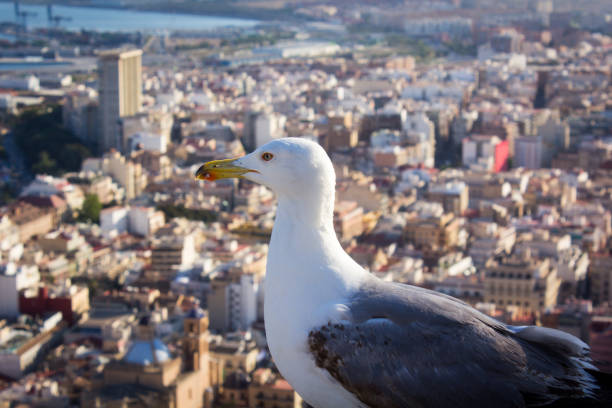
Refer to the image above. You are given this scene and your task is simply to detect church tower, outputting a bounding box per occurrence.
[183,308,209,372]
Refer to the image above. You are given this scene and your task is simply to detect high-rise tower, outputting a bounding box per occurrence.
[98,49,142,152]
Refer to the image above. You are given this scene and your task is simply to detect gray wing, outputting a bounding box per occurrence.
[308,277,600,408]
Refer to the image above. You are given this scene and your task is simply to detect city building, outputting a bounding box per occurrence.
[148,233,198,283]
[82,150,147,200]
[209,332,258,378]
[5,202,56,243]
[333,200,364,242]
[98,49,143,152]
[322,112,358,152]
[484,250,561,314]
[589,315,612,373]
[403,204,460,254]
[248,368,303,408]
[462,135,509,173]
[63,88,99,147]
[19,285,90,325]
[242,111,286,151]
[208,274,258,333]
[590,253,612,306]
[84,310,213,408]
[0,312,64,379]
[515,136,543,169]
[427,181,469,215]
[0,263,40,318]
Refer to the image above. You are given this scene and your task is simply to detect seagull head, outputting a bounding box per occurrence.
[195,137,336,201]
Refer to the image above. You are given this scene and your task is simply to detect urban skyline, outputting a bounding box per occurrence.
[0,0,611,407]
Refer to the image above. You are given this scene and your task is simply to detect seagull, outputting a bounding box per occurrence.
[196,137,610,408]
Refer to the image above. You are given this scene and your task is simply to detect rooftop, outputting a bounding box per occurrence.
[123,339,171,366]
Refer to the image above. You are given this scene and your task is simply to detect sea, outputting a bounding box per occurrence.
[0,2,258,33]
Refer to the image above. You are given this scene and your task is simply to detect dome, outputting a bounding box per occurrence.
[123,339,171,366]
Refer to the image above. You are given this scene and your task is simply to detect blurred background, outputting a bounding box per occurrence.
[0,1,611,407]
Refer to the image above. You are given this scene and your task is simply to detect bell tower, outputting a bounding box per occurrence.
[183,308,209,372]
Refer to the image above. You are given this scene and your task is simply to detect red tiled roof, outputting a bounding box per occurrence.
[20,194,66,209]
[272,379,293,391]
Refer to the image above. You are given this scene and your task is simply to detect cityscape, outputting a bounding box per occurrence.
[0,0,612,407]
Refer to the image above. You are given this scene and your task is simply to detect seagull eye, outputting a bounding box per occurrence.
[261,152,274,161]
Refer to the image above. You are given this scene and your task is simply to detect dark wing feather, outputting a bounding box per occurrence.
[308,278,603,408]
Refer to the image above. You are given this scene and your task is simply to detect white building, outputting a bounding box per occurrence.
[129,132,167,153]
[462,135,507,172]
[557,248,589,284]
[402,112,436,168]
[253,41,340,59]
[210,273,259,333]
[437,253,475,278]
[0,312,63,379]
[237,274,258,331]
[0,75,40,91]
[0,215,20,252]
[404,16,472,37]
[100,206,164,237]
[0,94,17,113]
[121,111,173,152]
[401,82,470,102]
[371,129,402,148]
[128,207,165,237]
[100,206,129,237]
[82,150,146,200]
[0,263,40,318]
[254,112,286,148]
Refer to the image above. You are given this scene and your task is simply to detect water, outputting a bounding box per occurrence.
[0,32,16,42]
[0,61,72,71]
[0,2,258,32]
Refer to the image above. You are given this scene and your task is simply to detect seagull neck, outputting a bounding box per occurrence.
[275,192,335,235]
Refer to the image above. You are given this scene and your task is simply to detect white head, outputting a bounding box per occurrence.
[196,138,337,225]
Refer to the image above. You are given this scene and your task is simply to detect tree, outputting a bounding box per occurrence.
[79,194,102,223]
[12,105,91,175]
[32,151,57,175]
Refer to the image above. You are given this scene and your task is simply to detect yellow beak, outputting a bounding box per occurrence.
[195,158,258,181]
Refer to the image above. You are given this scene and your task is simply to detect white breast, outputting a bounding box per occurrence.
[264,235,366,408]
[264,279,365,408]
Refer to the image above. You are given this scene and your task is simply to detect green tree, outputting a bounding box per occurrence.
[79,194,102,223]
[32,151,57,175]
[12,105,91,175]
